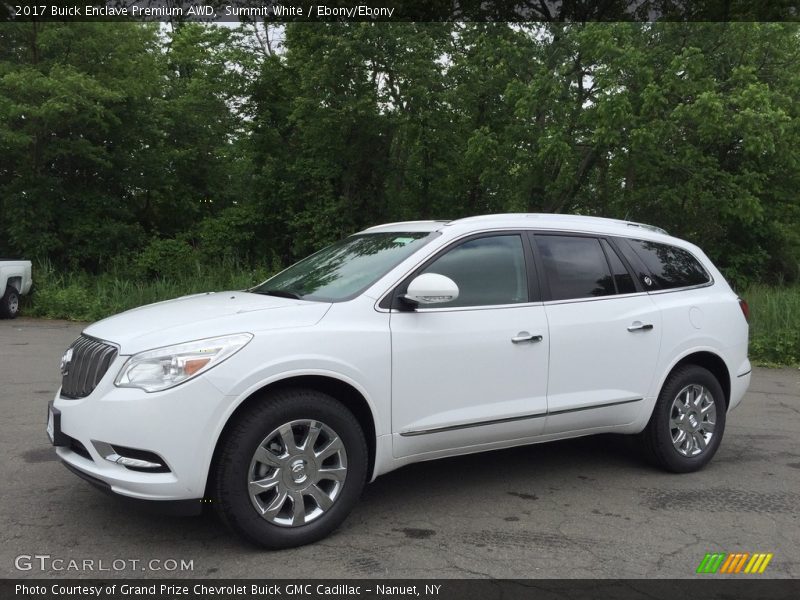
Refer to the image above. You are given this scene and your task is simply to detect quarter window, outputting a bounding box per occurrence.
[418,235,528,307]
[626,239,710,290]
[535,235,615,301]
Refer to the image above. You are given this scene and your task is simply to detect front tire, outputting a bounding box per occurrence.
[212,388,368,549]
[640,365,726,473]
[0,285,19,319]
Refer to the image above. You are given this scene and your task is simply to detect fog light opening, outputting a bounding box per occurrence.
[100,444,171,473]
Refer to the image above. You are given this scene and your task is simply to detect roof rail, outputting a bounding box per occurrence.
[449,213,668,235]
[624,221,668,235]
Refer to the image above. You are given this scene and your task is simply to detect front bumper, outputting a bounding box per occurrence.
[60,461,203,515]
[52,361,231,502]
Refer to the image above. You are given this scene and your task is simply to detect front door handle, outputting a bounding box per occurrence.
[511,332,543,344]
[627,322,654,332]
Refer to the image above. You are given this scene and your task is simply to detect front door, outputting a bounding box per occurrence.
[390,233,550,458]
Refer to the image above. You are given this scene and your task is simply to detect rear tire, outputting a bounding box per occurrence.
[212,388,368,549]
[0,285,19,319]
[640,365,726,473]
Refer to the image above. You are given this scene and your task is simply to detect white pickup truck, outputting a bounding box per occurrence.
[0,260,32,318]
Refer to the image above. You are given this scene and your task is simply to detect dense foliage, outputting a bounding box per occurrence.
[2,21,800,289]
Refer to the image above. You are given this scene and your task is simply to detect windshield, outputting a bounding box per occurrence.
[250,232,438,302]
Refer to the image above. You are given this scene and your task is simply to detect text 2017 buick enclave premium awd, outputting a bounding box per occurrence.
[48,214,751,548]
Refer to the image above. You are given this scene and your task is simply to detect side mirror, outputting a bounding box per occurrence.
[403,273,459,306]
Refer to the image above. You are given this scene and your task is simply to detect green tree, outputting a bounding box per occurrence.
[0,23,162,269]
[1,21,798,285]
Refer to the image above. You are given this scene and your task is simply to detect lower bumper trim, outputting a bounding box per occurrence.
[61,461,203,516]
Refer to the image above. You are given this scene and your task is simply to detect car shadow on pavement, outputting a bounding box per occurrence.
[53,433,645,551]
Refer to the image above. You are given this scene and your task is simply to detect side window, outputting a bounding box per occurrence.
[535,235,615,301]
[600,239,636,294]
[418,235,528,307]
[626,239,710,290]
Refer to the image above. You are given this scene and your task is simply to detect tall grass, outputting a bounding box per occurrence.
[745,284,800,366]
[19,262,800,366]
[23,259,272,323]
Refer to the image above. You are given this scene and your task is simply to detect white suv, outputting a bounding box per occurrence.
[49,214,751,548]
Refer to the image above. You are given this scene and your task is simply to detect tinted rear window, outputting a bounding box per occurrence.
[626,239,710,290]
[535,235,615,301]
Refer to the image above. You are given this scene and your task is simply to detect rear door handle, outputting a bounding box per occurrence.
[511,332,543,344]
[627,322,654,332]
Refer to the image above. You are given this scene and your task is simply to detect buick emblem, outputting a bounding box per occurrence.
[60,348,73,376]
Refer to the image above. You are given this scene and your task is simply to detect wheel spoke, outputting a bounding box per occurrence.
[693,386,706,408]
[253,446,283,468]
[262,490,288,519]
[318,465,347,482]
[673,429,687,446]
[279,424,300,454]
[694,432,707,451]
[249,473,280,496]
[315,436,344,461]
[702,419,716,434]
[684,434,695,455]
[683,387,695,407]
[302,421,322,452]
[290,491,306,526]
[308,484,334,510]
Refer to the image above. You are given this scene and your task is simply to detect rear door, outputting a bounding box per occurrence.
[531,233,662,434]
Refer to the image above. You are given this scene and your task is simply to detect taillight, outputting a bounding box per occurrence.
[738,298,750,322]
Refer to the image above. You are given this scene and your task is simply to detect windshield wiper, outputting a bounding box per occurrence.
[252,289,303,300]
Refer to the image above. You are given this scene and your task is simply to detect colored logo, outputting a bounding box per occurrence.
[696,552,773,574]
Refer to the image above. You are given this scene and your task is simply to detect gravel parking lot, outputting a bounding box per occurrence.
[1,318,798,579]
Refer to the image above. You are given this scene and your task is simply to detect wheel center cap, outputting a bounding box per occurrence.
[687,412,700,431]
[290,459,308,483]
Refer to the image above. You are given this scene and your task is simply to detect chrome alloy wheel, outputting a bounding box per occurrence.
[670,384,717,457]
[8,293,18,314]
[247,419,347,527]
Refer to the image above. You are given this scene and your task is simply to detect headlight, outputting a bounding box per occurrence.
[114,333,253,392]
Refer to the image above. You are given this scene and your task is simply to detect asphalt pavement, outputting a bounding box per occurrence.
[1,318,798,579]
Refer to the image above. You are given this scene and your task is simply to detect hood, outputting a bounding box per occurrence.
[83,291,332,355]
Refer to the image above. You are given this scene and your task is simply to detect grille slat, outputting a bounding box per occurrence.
[82,342,103,396]
[63,336,86,395]
[75,336,93,394]
[76,340,90,396]
[60,335,118,399]
[74,338,88,396]
[90,346,113,392]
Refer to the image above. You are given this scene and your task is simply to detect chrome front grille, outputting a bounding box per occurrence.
[60,335,118,399]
